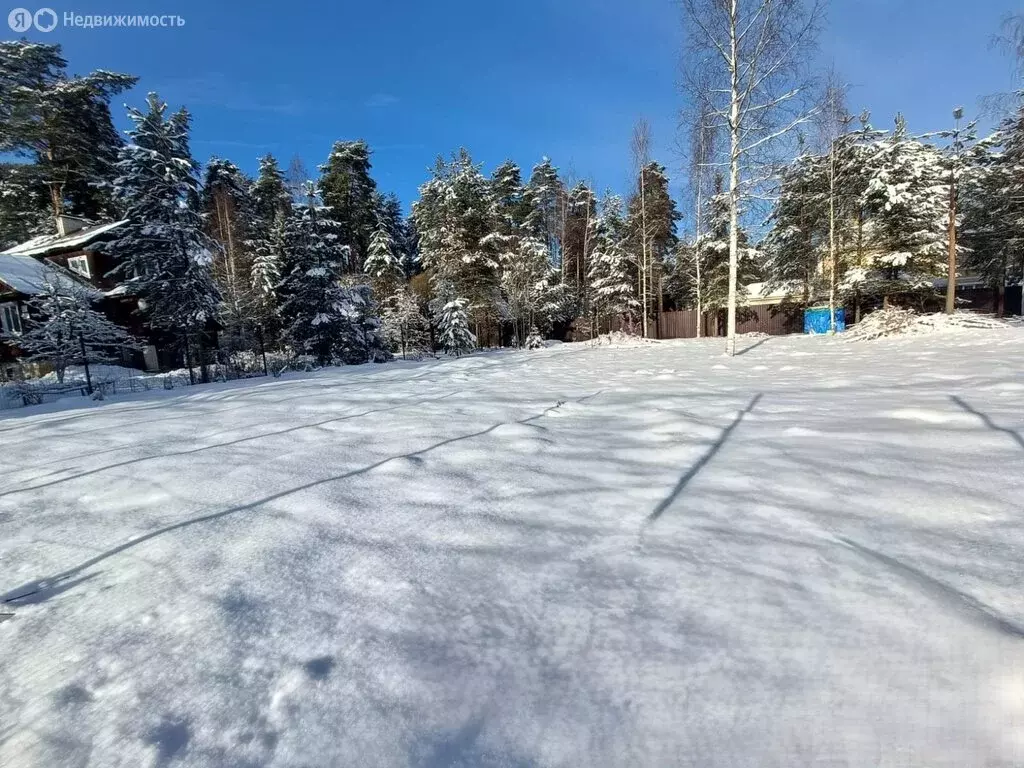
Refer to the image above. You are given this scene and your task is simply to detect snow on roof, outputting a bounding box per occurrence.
[1,219,127,258]
[932,275,988,290]
[0,253,93,297]
[743,281,803,306]
[103,283,131,298]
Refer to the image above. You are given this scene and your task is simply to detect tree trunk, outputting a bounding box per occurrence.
[640,166,649,338]
[828,141,838,333]
[656,275,664,339]
[258,325,269,376]
[46,147,63,218]
[183,334,196,385]
[79,332,93,395]
[725,0,740,357]
[945,166,957,314]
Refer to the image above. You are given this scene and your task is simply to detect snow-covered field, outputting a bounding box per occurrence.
[2,330,1024,767]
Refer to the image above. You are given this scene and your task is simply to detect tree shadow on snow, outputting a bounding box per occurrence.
[647,393,763,522]
[733,337,771,356]
[1,392,602,605]
[838,536,1024,639]
[950,395,1024,452]
[0,392,460,500]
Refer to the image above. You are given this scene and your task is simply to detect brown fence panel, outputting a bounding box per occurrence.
[656,305,804,340]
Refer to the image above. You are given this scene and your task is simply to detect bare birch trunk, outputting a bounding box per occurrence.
[828,142,837,333]
[945,166,957,314]
[725,0,740,357]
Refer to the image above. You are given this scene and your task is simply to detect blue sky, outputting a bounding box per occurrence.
[13,0,1019,214]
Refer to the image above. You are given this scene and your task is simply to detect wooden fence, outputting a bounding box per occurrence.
[648,304,805,340]
[577,285,1023,342]
[597,305,803,340]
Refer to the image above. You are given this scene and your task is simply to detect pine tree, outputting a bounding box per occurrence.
[436,297,476,356]
[202,158,258,349]
[588,194,638,333]
[284,155,309,203]
[964,102,1024,312]
[678,175,757,332]
[490,161,528,234]
[412,149,497,338]
[18,277,138,387]
[364,215,404,295]
[501,235,551,345]
[0,41,137,219]
[523,158,563,261]
[381,287,430,359]
[103,93,220,371]
[250,207,288,340]
[251,154,291,227]
[248,155,293,342]
[376,192,410,271]
[0,163,51,248]
[335,282,391,365]
[561,182,597,324]
[926,110,979,313]
[277,184,388,365]
[858,115,948,305]
[483,160,526,262]
[762,149,828,303]
[277,183,351,364]
[524,326,544,349]
[319,140,378,269]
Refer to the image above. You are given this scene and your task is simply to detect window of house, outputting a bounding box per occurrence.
[67,255,91,278]
[0,302,22,336]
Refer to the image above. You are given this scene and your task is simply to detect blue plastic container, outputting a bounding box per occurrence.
[804,307,846,334]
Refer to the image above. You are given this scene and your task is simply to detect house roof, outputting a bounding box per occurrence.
[744,281,804,306]
[932,276,989,290]
[0,253,94,297]
[1,219,128,258]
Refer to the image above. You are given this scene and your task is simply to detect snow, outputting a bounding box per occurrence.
[2,329,1024,767]
[0,253,90,296]
[845,308,1017,341]
[589,330,660,347]
[1,220,128,258]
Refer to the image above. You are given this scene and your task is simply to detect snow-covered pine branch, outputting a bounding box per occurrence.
[17,277,139,384]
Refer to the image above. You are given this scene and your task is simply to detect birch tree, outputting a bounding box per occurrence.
[681,0,824,354]
[629,120,652,337]
[687,96,717,336]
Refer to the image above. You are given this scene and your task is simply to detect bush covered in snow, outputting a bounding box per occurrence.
[524,327,544,350]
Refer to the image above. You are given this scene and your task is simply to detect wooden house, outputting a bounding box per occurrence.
[0,216,161,373]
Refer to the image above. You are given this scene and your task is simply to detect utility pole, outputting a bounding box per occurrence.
[640,165,649,337]
[827,113,856,333]
[945,107,964,315]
